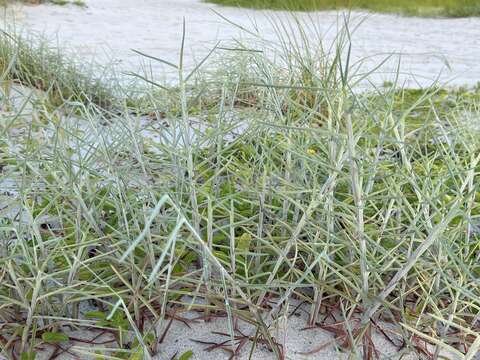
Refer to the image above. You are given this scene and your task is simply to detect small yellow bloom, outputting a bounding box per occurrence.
[307,148,316,155]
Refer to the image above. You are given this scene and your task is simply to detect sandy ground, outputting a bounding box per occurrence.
[2,0,480,87]
[0,292,467,360]
[0,301,452,360]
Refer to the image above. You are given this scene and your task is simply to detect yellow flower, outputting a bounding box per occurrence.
[307,148,316,155]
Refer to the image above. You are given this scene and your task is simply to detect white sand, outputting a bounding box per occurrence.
[3,0,480,87]
[0,304,441,360]
[148,304,418,360]
[0,300,464,359]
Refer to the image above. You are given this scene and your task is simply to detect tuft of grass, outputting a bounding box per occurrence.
[0,30,118,109]
[1,0,85,5]
[205,0,480,17]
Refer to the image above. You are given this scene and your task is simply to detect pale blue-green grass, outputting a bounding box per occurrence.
[1,19,480,360]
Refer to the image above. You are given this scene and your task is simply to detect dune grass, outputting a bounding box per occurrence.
[0,0,85,6]
[1,18,480,360]
[205,0,480,17]
[0,30,120,109]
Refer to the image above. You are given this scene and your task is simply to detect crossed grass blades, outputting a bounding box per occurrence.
[1,13,480,360]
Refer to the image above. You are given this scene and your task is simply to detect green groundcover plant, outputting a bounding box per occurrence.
[206,0,480,17]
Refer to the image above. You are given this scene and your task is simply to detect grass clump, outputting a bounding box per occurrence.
[1,19,480,359]
[1,0,85,5]
[0,30,118,109]
[205,0,480,17]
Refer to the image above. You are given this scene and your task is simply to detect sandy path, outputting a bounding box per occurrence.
[3,0,480,87]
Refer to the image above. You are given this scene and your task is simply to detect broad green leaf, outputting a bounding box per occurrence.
[236,232,252,252]
[20,352,36,360]
[179,350,194,360]
[85,311,107,319]
[42,331,70,343]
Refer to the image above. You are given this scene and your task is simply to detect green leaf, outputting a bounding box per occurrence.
[85,311,107,319]
[111,311,129,330]
[20,352,36,360]
[129,347,143,360]
[42,331,70,343]
[236,232,252,252]
[182,251,197,265]
[179,350,194,360]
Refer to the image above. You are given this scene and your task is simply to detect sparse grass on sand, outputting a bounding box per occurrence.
[205,0,480,17]
[1,18,480,360]
[0,0,85,6]
[0,31,118,108]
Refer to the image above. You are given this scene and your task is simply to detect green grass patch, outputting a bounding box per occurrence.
[0,0,85,6]
[205,0,480,17]
[0,31,118,109]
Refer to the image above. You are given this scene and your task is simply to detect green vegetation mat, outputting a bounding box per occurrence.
[205,0,480,17]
